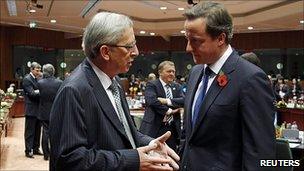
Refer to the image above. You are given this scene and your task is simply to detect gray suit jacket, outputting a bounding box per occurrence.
[49,58,152,171]
[181,50,276,171]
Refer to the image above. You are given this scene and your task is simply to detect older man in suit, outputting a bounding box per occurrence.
[49,12,179,171]
[22,62,43,158]
[37,64,62,160]
[180,2,276,171]
[140,61,184,151]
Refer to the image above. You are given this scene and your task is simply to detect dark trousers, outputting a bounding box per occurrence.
[41,120,50,158]
[24,116,41,153]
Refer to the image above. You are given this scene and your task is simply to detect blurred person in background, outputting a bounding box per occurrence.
[22,62,43,158]
[37,64,62,160]
[140,61,184,151]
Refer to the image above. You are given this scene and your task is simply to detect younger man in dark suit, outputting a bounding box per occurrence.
[181,2,275,170]
[38,64,62,160]
[22,62,42,158]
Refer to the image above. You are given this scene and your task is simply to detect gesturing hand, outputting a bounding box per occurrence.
[149,131,180,170]
[138,143,173,171]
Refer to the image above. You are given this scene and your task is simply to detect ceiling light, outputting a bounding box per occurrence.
[6,0,17,16]
[160,7,167,10]
[29,21,37,28]
[50,19,56,23]
[29,9,36,13]
[140,31,146,34]
[247,26,254,30]
[300,20,304,24]
[180,30,186,34]
[178,8,184,11]
[150,32,155,36]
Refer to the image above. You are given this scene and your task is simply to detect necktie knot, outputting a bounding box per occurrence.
[204,66,212,77]
[109,80,119,94]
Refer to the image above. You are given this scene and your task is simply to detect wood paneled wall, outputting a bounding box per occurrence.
[0,25,303,89]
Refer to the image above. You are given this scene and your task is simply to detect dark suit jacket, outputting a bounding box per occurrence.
[49,58,153,171]
[181,50,276,171]
[139,79,184,138]
[37,76,62,121]
[22,74,40,117]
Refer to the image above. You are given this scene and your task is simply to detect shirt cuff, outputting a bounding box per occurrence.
[166,108,172,115]
[167,99,172,106]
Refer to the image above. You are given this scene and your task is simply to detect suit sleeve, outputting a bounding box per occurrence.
[240,72,276,170]
[145,81,169,116]
[50,86,139,171]
[23,77,39,100]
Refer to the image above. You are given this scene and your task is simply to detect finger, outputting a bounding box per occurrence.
[167,155,179,170]
[167,146,180,161]
[138,143,157,153]
[156,131,171,143]
[148,164,173,171]
[148,156,171,164]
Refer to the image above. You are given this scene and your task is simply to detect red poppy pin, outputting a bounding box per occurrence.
[217,70,228,87]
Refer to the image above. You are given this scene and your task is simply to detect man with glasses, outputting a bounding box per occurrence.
[180,2,275,170]
[49,12,179,171]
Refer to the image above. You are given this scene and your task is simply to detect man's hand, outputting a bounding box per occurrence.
[150,131,180,170]
[158,97,168,105]
[138,144,173,171]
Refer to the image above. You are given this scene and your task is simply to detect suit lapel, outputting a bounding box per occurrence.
[83,59,130,143]
[190,51,239,139]
[156,79,166,98]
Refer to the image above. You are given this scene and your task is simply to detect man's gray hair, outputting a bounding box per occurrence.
[30,62,41,70]
[158,61,175,73]
[184,1,233,43]
[82,12,133,59]
[42,64,55,78]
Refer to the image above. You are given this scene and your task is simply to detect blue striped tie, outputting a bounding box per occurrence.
[165,84,173,99]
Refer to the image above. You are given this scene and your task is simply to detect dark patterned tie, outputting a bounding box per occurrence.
[192,67,212,127]
[165,84,173,124]
[165,84,173,99]
[109,80,136,148]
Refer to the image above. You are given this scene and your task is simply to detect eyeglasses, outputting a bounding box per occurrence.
[106,41,137,52]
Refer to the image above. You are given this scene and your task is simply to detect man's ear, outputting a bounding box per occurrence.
[99,45,111,61]
[217,32,226,46]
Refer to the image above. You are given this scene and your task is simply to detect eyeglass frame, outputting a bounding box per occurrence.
[93,41,137,56]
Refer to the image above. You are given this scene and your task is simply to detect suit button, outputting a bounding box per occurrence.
[183,165,187,169]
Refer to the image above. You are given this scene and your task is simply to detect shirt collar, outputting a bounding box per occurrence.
[159,78,169,87]
[207,44,232,75]
[87,58,112,90]
[30,72,36,79]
